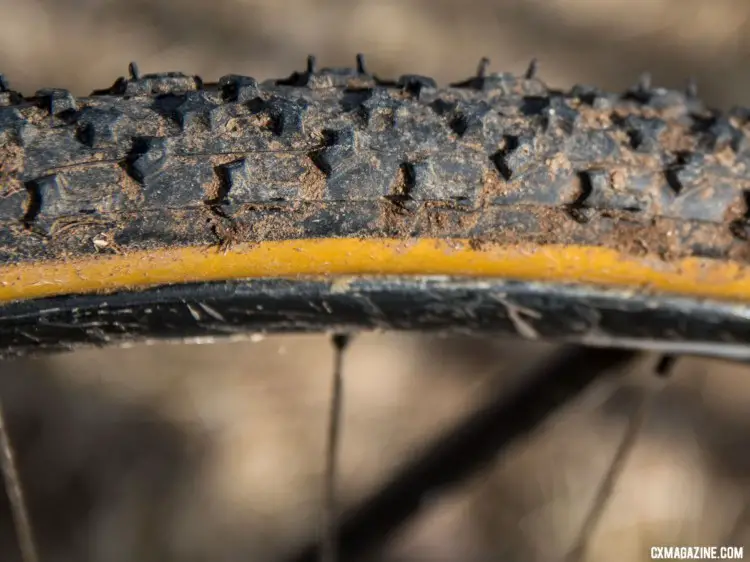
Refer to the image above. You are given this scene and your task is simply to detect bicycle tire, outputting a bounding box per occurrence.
[2,57,750,356]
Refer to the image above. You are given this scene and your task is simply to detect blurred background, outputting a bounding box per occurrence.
[2,0,750,560]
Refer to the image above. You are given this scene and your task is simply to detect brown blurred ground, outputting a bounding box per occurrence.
[2,1,750,561]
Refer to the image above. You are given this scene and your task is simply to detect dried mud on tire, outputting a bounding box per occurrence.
[1,62,750,265]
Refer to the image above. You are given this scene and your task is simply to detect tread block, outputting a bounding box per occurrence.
[130,72,201,96]
[98,72,201,97]
[729,106,750,128]
[409,155,484,202]
[656,152,742,221]
[397,75,437,99]
[30,168,128,218]
[248,96,308,136]
[15,123,38,146]
[622,76,653,104]
[658,179,742,222]
[0,89,23,108]
[578,169,649,212]
[340,88,376,112]
[311,127,399,199]
[492,135,536,180]
[434,100,493,138]
[429,98,456,116]
[35,88,77,115]
[570,84,604,106]
[0,108,29,145]
[451,71,520,92]
[565,130,620,163]
[491,166,578,206]
[694,115,745,153]
[276,57,373,88]
[624,81,704,116]
[207,103,244,133]
[0,108,24,128]
[620,115,667,152]
[359,89,401,127]
[139,158,213,207]
[520,95,549,116]
[543,97,579,132]
[173,91,218,129]
[129,137,170,182]
[310,127,357,176]
[76,108,133,147]
[222,154,307,203]
[21,128,105,175]
[521,95,579,132]
[665,152,703,195]
[311,67,368,89]
[645,90,694,113]
[0,189,27,221]
[450,111,488,138]
[323,153,400,200]
[218,75,259,103]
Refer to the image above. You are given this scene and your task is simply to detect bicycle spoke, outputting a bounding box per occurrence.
[320,334,350,562]
[0,394,38,562]
[288,346,637,562]
[655,355,677,377]
[565,357,672,562]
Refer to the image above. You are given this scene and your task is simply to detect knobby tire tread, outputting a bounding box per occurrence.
[1,61,749,265]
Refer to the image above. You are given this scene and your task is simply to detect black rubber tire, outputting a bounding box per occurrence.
[1,58,749,264]
[3,58,750,357]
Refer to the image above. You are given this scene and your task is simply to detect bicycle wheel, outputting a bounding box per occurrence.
[1,58,750,357]
[3,58,750,562]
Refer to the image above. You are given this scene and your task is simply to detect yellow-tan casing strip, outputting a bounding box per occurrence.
[0,239,748,303]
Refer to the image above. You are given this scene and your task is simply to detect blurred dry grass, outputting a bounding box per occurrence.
[2,1,750,561]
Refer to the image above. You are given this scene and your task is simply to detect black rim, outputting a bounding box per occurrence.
[1,277,749,357]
